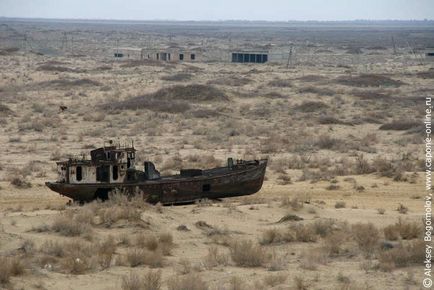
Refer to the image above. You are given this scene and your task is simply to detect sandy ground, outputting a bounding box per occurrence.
[0,20,432,290]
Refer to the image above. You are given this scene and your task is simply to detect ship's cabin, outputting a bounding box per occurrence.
[56,144,137,184]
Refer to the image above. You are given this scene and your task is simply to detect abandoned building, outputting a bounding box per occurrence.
[231,51,269,63]
[113,47,144,59]
[113,46,202,62]
[143,46,202,62]
[112,46,285,64]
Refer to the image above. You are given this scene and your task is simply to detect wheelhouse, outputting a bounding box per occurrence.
[56,143,136,184]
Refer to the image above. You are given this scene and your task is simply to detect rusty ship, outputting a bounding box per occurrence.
[45,142,267,204]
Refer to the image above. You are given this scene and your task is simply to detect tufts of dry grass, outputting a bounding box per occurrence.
[294,101,329,113]
[335,201,346,208]
[9,177,32,189]
[39,238,117,274]
[263,274,287,287]
[290,223,318,242]
[379,240,425,271]
[51,214,93,237]
[125,248,163,268]
[383,219,421,241]
[121,270,162,290]
[0,256,25,285]
[336,74,404,87]
[203,246,229,269]
[379,120,420,131]
[167,273,209,290]
[161,73,192,82]
[229,240,267,267]
[351,223,380,256]
[300,248,329,270]
[268,79,292,87]
[102,84,227,113]
[260,228,294,245]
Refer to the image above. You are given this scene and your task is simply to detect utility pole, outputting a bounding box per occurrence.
[286,45,293,69]
[391,36,397,55]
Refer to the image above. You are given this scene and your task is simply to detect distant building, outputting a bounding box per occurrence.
[113,46,202,62]
[231,50,269,63]
[113,47,144,59]
[143,46,202,62]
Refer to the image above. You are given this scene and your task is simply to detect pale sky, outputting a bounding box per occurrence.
[0,0,433,21]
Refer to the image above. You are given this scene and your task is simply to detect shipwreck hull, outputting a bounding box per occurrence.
[46,160,267,204]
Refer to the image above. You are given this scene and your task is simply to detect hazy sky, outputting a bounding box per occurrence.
[0,0,433,21]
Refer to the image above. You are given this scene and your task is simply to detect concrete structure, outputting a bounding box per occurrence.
[113,47,144,59]
[143,46,202,62]
[231,51,269,63]
[113,46,202,62]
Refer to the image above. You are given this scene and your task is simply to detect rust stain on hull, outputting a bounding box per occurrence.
[46,145,267,204]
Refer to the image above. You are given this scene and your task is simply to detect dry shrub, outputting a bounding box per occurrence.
[354,154,374,174]
[158,232,174,255]
[0,103,13,115]
[203,246,229,269]
[299,86,335,96]
[136,234,158,251]
[417,69,434,79]
[167,273,209,290]
[290,223,318,242]
[335,201,346,208]
[294,276,309,290]
[51,214,92,237]
[161,73,192,82]
[260,228,294,245]
[379,120,420,131]
[397,203,409,214]
[0,256,25,285]
[379,240,425,271]
[312,219,338,238]
[263,274,287,287]
[281,196,304,211]
[383,219,421,241]
[323,231,350,256]
[97,205,142,227]
[40,238,116,274]
[297,75,327,82]
[122,270,162,290]
[227,277,247,290]
[10,177,32,189]
[315,135,342,150]
[125,248,163,268]
[209,76,252,86]
[268,79,292,87]
[300,248,329,270]
[177,258,192,275]
[37,78,100,89]
[326,184,341,190]
[229,240,267,267]
[294,101,329,113]
[103,84,226,113]
[83,112,105,122]
[277,174,292,185]
[336,74,404,87]
[318,115,347,125]
[36,64,85,73]
[351,223,380,256]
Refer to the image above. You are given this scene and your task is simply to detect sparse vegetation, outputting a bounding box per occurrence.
[167,273,209,290]
[351,223,380,256]
[229,240,267,267]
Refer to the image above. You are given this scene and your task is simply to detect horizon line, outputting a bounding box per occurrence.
[1,16,433,23]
